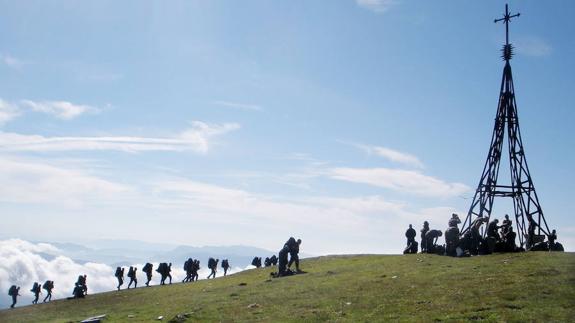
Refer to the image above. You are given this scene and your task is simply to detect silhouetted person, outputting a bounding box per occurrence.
[469,216,488,254]
[115,267,125,290]
[167,263,172,284]
[288,239,302,272]
[143,263,153,286]
[277,237,301,277]
[157,263,167,285]
[192,260,200,281]
[73,275,88,297]
[487,219,500,240]
[183,258,193,283]
[127,266,138,289]
[207,258,219,279]
[9,285,20,308]
[501,214,512,233]
[222,259,230,276]
[264,257,271,267]
[503,226,517,252]
[31,282,41,304]
[448,213,461,228]
[425,229,442,253]
[42,280,54,302]
[270,255,278,266]
[251,257,262,268]
[527,214,538,249]
[405,224,416,245]
[420,221,430,253]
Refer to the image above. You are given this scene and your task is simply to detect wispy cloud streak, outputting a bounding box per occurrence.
[352,143,424,168]
[355,0,397,13]
[329,167,469,198]
[0,121,240,154]
[212,101,263,111]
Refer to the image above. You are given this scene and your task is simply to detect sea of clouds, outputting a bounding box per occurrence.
[0,239,246,309]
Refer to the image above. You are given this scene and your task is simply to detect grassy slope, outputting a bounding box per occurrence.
[1,252,574,322]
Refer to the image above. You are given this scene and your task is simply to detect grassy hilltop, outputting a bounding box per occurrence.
[1,252,574,322]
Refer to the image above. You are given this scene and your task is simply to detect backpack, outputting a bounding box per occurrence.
[208,257,215,269]
[128,266,134,278]
[8,285,17,296]
[143,263,152,272]
[222,259,228,268]
[31,282,39,293]
[115,267,122,277]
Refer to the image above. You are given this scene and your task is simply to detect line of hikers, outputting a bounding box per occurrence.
[404,213,563,256]
[7,237,304,309]
[8,275,86,309]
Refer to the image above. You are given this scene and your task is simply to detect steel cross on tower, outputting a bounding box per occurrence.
[460,4,551,249]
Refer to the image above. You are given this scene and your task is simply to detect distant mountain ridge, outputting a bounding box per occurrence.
[43,239,279,268]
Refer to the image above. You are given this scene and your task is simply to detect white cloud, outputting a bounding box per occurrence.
[19,100,99,120]
[0,121,240,154]
[0,158,129,208]
[356,0,397,13]
[0,98,100,124]
[514,36,552,57]
[212,101,263,112]
[0,99,21,125]
[353,143,424,168]
[329,167,469,198]
[0,53,27,69]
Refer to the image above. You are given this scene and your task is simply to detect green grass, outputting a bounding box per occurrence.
[1,252,574,322]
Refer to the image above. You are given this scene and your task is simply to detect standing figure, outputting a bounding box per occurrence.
[8,285,20,308]
[157,263,168,285]
[43,280,54,302]
[221,259,230,276]
[115,267,124,290]
[404,224,418,254]
[142,263,153,287]
[31,282,41,304]
[166,263,172,284]
[288,239,302,272]
[420,221,430,253]
[527,214,538,249]
[192,260,200,281]
[207,258,219,279]
[127,266,138,289]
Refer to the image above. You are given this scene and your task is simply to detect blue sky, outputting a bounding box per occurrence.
[0,0,573,255]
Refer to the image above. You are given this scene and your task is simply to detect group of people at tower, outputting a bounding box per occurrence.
[7,237,304,309]
[404,213,563,256]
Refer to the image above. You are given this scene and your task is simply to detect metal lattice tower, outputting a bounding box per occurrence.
[460,4,551,248]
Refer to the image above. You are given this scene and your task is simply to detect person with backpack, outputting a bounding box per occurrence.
[115,267,125,290]
[207,258,219,279]
[270,255,278,266]
[183,258,193,283]
[30,282,41,304]
[127,266,138,289]
[251,257,262,268]
[276,237,302,277]
[142,263,153,286]
[192,260,200,281]
[8,285,20,308]
[166,263,172,284]
[42,280,54,303]
[221,259,230,276]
